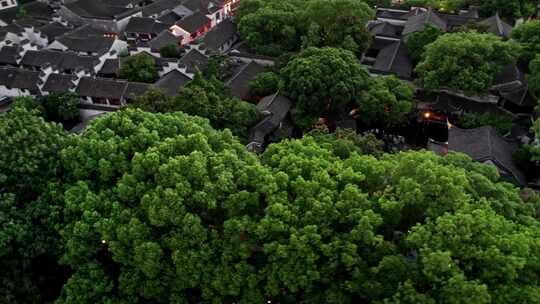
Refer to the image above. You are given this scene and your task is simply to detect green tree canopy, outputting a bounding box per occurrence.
[281,47,370,128]
[56,108,278,303]
[356,75,414,127]
[131,74,259,140]
[237,0,373,57]
[0,105,69,303]
[416,32,519,94]
[39,92,80,123]
[159,43,183,58]
[529,55,540,98]
[405,25,443,65]
[249,71,282,97]
[512,20,540,64]
[118,53,159,83]
[302,0,373,57]
[237,0,302,56]
[531,118,540,162]
[52,109,540,303]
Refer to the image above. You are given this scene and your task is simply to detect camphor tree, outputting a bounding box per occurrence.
[131,73,259,141]
[529,55,540,98]
[118,53,159,83]
[237,0,373,57]
[416,32,519,94]
[356,75,414,128]
[39,92,80,123]
[404,24,443,65]
[511,19,540,65]
[0,103,70,303]
[281,47,370,128]
[302,0,373,57]
[237,0,303,56]
[55,108,279,303]
[54,108,540,303]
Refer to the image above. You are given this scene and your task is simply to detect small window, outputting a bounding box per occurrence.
[1,1,8,7]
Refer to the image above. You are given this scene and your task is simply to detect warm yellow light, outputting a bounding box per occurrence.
[424,112,431,119]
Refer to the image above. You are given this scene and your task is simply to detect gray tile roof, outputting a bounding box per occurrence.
[65,0,140,20]
[201,19,237,51]
[403,8,447,35]
[448,126,525,185]
[0,67,41,93]
[142,0,183,17]
[174,11,210,33]
[21,50,98,72]
[0,46,20,66]
[226,60,265,100]
[480,14,513,38]
[125,17,170,34]
[42,73,77,93]
[371,39,413,79]
[149,30,179,51]
[179,49,208,73]
[154,69,191,96]
[77,77,128,99]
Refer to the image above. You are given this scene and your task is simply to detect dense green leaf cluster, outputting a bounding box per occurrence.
[237,0,373,57]
[404,25,443,65]
[131,74,260,141]
[416,32,519,94]
[52,109,540,303]
[458,112,514,134]
[279,47,413,129]
[0,105,70,303]
[118,53,159,83]
[281,47,370,128]
[2,108,540,303]
[512,20,540,65]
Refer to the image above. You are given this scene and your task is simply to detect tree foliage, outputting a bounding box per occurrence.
[512,20,540,64]
[458,111,514,134]
[131,74,259,140]
[405,25,443,65]
[527,55,540,99]
[307,128,385,158]
[531,118,540,162]
[237,0,373,57]
[416,32,519,94]
[281,47,370,128]
[301,0,373,57]
[249,71,282,97]
[356,75,414,127]
[159,43,183,59]
[0,105,69,303]
[118,53,159,83]
[39,92,80,123]
[3,105,540,303]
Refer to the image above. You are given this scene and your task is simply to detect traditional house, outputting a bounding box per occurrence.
[77,76,129,106]
[125,17,169,42]
[430,126,526,185]
[247,92,293,154]
[0,66,41,97]
[0,0,17,12]
[49,25,128,56]
[178,48,208,76]
[170,11,211,45]
[58,0,142,33]
[226,60,265,100]
[200,18,238,53]
[154,69,191,96]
